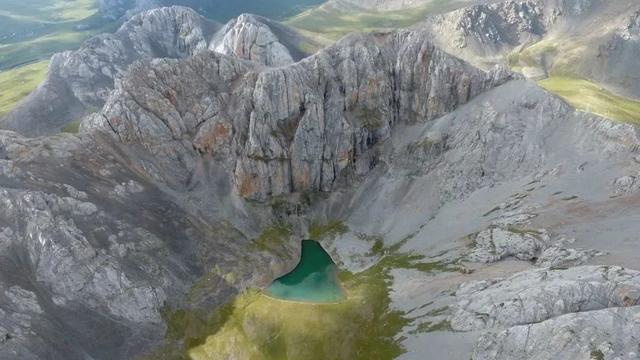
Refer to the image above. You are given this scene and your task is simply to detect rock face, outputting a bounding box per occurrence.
[422,0,640,97]
[451,266,640,360]
[0,12,517,358]
[467,226,549,263]
[0,7,318,137]
[211,14,314,66]
[83,30,513,201]
[0,11,519,358]
[1,3,640,360]
[473,306,640,360]
[422,0,606,60]
[1,7,220,137]
[451,266,640,331]
[0,128,296,359]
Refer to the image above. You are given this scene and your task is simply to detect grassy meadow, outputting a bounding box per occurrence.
[0,60,48,116]
[284,0,475,42]
[539,76,640,124]
[0,0,118,116]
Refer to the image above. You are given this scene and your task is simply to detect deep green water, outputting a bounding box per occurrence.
[267,240,344,303]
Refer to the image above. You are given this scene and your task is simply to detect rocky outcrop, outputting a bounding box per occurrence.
[422,0,604,61]
[83,30,513,201]
[0,7,318,137]
[450,266,640,332]
[211,14,316,66]
[0,127,298,359]
[587,8,640,97]
[1,7,221,137]
[422,0,640,97]
[1,3,640,359]
[423,0,547,58]
[467,226,549,263]
[473,306,640,360]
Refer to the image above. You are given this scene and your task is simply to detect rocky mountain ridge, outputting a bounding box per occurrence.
[1,2,640,360]
[421,0,640,97]
[0,11,516,358]
[0,7,318,138]
[83,30,513,201]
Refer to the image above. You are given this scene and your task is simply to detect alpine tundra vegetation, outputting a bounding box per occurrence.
[0,0,640,360]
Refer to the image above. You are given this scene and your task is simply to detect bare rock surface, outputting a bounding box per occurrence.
[1,3,640,359]
[473,306,640,360]
[451,266,640,332]
[211,14,317,66]
[0,7,317,137]
[466,226,549,263]
[0,129,296,359]
[422,0,640,97]
[83,30,513,201]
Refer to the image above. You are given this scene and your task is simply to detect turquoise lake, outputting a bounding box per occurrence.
[267,240,345,303]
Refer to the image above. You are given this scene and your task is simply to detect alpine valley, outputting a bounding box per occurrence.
[0,1,640,359]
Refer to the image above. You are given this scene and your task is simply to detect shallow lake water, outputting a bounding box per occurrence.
[267,240,345,303]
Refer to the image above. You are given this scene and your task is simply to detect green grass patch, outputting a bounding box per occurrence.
[284,0,477,42]
[408,319,451,334]
[538,76,640,124]
[508,40,558,69]
[186,247,423,359]
[253,223,294,255]
[0,0,119,71]
[0,0,98,25]
[0,60,49,116]
[0,18,120,70]
[61,120,81,133]
[308,220,349,239]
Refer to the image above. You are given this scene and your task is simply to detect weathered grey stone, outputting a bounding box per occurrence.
[211,14,295,66]
[422,0,640,97]
[84,30,514,201]
[466,226,549,263]
[451,266,640,332]
[535,246,605,268]
[473,306,640,360]
[0,3,638,359]
[4,287,42,315]
[0,7,317,137]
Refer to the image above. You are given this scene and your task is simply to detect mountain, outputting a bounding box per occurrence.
[421,0,640,97]
[0,15,513,358]
[1,2,640,360]
[0,7,319,138]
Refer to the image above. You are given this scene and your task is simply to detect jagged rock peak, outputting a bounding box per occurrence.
[211,13,297,67]
[0,6,318,137]
[83,29,515,202]
[421,0,603,57]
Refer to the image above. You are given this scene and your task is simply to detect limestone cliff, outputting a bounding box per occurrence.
[83,30,513,201]
[0,7,318,137]
[1,3,640,360]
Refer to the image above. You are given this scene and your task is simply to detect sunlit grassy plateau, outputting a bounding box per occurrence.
[0,59,48,116]
[0,0,119,116]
